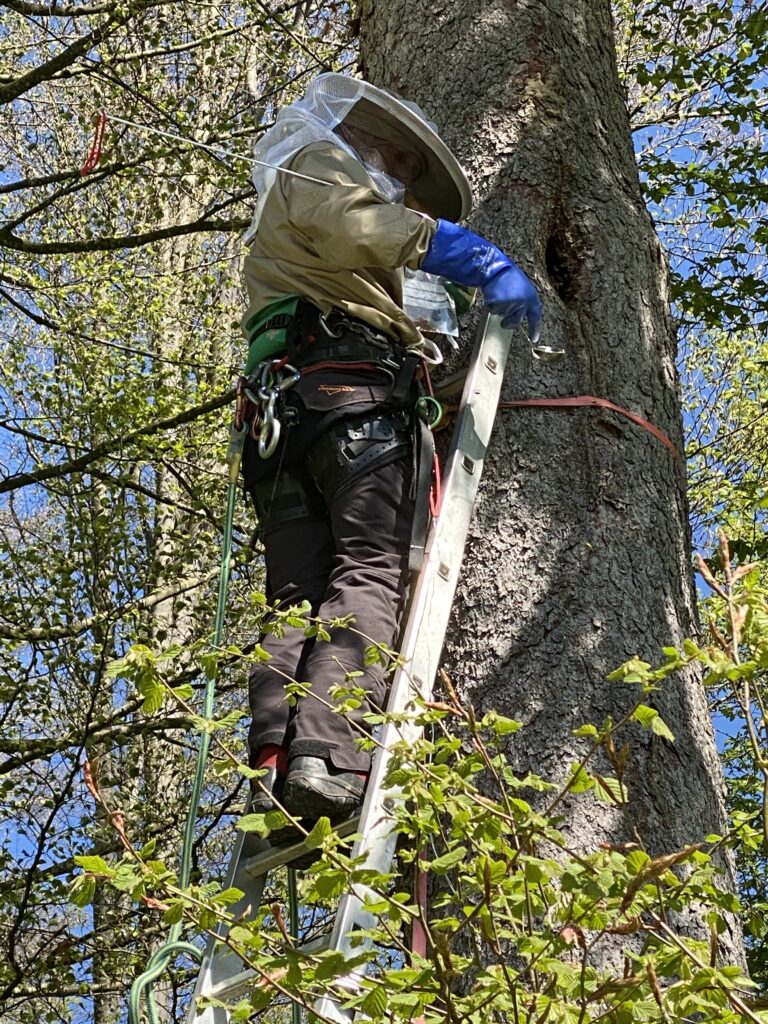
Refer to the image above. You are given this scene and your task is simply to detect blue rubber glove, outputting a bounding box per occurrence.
[420,219,542,342]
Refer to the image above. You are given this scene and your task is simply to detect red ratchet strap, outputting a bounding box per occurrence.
[419,360,443,517]
[80,110,107,176]
[498,395,680,460]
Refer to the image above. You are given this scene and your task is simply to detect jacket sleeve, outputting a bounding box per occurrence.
[281,143,436,272]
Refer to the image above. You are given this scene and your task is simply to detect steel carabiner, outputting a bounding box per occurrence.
[258,391,281,459]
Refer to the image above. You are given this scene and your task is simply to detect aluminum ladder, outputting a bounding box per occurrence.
[188,311,514,1024]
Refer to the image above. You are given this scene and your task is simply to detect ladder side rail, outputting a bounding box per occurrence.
[314,313,513,1022]
[187,829,274,1024]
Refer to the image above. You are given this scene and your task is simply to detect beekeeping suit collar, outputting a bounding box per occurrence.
[243,73,472,243]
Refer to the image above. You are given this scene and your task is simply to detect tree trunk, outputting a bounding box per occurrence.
[358,0,742,961]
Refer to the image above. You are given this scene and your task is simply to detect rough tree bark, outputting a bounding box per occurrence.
[358,0,743,961]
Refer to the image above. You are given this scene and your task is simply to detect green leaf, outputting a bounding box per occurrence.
[74,855,112,875]
[567,763,594,793]
[360,985,387,1017]
[625,850,651,875]
[237,813,269,836]
[649,714,675,742]
[111,862,142,893]
[313,950,349,982]
[212,708,245,731]
[493,714,523,735]
[138,839,157,859]
[573,723,599,738]
[217,887,245,905]
[304,816,332,849]
[631,704,675,741]
[593,774,628,804]
[163,902,184,925]
[70,875,96,908]
[427,846,467,874]
[631,704,658,728]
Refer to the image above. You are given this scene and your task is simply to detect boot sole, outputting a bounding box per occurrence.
[282,778,362,822]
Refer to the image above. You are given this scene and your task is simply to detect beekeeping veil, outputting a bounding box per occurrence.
[243,73,472,243]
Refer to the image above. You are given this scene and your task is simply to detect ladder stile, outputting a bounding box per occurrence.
[187,313,512,1024]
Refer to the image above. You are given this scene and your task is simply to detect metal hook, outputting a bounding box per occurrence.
[532,345,565,363]
[318,313,345,338]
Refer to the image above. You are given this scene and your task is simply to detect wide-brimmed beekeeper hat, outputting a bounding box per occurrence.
[338,85,472,222]
[244,73,472,241]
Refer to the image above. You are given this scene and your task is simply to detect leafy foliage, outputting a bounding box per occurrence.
[78,661,767,1023]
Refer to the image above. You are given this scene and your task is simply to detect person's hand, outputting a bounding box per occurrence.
[421,219,542,342]
[483,263,542,343]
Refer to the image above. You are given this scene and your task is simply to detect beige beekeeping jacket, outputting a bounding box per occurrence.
[241,142,436,348]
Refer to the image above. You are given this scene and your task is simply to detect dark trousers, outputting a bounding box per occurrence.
[247,452,414,772]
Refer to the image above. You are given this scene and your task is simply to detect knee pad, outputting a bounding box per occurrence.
[306,410,412,503]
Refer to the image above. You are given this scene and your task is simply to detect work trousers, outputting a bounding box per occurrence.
[245,385,415,773]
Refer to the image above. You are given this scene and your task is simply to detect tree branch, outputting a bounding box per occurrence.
[0,388,235,495]
[0,0,162,105]
[1,0,118,15]
[0,568,216,641]
[0,214,248,255]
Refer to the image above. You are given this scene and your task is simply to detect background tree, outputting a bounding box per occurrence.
[0,3,348,1020]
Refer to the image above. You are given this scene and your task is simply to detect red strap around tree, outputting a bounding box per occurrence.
[498,395,680,460]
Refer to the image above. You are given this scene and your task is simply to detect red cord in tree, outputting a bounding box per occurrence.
[79,110,107,176]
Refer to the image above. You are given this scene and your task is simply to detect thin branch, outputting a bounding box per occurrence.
[0,0,166,105]
[1,0,118,15]
[0,388,234,495]
[0,568,216,641]
[0,212,248,255]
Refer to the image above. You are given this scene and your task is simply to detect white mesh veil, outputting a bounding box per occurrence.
[243,73,471,242]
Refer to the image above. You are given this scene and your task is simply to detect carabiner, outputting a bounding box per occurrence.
[258,392,280,459]
[278,365,301,391]
[318,313,345,339]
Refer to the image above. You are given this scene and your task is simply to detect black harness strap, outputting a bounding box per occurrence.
[389,353,421,409]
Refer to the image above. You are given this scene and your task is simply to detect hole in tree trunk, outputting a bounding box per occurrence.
[545,222,582,305]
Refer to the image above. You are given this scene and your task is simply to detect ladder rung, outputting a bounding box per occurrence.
[201,926,336,1002]
[242,814,361,877]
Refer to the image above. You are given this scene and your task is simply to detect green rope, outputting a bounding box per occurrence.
[288,868,302,1024]
[129,420,247,1024]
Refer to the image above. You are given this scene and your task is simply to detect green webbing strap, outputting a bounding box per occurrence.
[129,420,248,1024]
[244,295,301,373]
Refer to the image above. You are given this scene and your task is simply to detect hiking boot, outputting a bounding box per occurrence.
[282,756,366,822]
[249,745,298,844]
